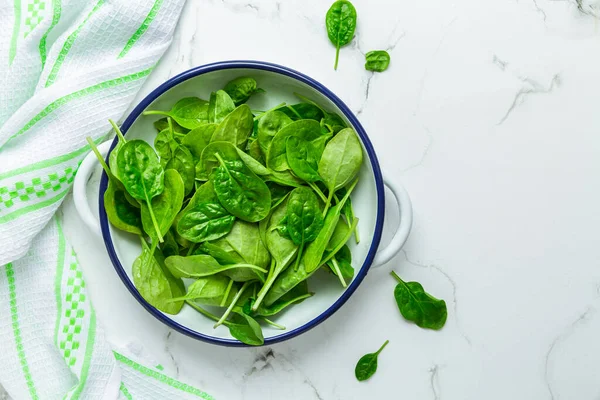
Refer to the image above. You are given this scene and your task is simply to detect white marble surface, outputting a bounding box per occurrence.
[58,0,600,399]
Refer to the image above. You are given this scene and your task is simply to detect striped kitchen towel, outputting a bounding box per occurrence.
[0,0,214,399]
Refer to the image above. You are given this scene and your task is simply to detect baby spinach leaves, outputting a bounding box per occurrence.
[355,340,389,381]
[100,76,366,345]
[212,153,271,222]
[326,0,357,70]
[391,271,448,330]
[116,140,165,242]
[365,50,391,72]
[144,97,209,129]
[224,76,265,105]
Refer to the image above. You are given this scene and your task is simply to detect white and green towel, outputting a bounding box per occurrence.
[0,0,214,399]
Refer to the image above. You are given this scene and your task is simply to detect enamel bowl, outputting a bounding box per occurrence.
[73,61,412,347]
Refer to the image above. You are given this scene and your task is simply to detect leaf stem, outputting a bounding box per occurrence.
[293,241,304,271]
[142,110,170,118]
[334,44,340,70]
[109,119,127,144]
[320,217,358,266]
[390,270,403,283]
[186,301,231,327]
[144,193,164,243]
[186,243,197,256]
[330,258,347,288]
[214,281,251,328]
[375,340,389,356]
[260,317,286,330]
[86,137,114,181]
[308,182,327,203]
[323,187,334,216]
[286,105,303,120]
[252,262,280,312]
[220,278,234,307]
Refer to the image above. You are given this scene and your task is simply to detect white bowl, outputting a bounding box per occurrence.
[74,61,412,346]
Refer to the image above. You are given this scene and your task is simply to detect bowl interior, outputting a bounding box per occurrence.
[105,65,383,344]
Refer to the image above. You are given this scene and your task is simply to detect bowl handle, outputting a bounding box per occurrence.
[73,141,112,238]
[371,172,413,268]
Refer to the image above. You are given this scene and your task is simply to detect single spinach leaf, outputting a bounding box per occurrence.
[144,97,209,129]
[175,275,237,306]
[228,312,264,346]
[286,187,324,269]
[365,50,391,72]
[211,153,271,222]
[318,128,363,211]
[391,271,448,330]
[164,255,266,280]
[211,220,271,270]
[223,76,265,105]
[176,180,235,243]
[140,169,185,243]
[103,180,142,235]
[210,105,254,149]
[286,136,322,183]
[108,120,127,181]
[257,110,293,156]
[264,170,305,188]
[266,119,327,172]
[197,241,245,265]
[117,140,165,241]
[247,138,265,165]
[208,90,236,124]
[182,124,217,161]
[263,258,313,306]
[132,245,184,314]
[237,147,270,176]
[196,141,240,180]
[355,340,389,381]
[165,145,195,195]
[326,0,357,70]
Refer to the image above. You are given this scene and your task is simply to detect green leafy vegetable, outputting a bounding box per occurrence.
[285,187,324,270]
[391,271,448,330]
[326,0,357,70]
[208,90,236,124]
[266,119,326,172]
[355,340,389,381]
[210,105,254,149]
[285,136,322,183]
[181,124,217,161]
[116,140,165,242]
[365,50,391,72]
[140,169,184,243]
[164,255,266,280]
[224,76,265,105]
[257,110,293,155]
[144,97,209,129]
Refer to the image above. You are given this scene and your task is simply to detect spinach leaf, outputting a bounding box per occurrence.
[286,187,324,270]
[365,50,391,72]
[208,90,236,124]
[292,93,346,133]
[140,169,184,243]
[117,140,165,242]
[266,119,327,172]
[285,136,322,183]
[176,180,235,243]
[263,258,312,306]
[196,141,240,180]
[391,271,447,330]
[267,182,291,208]
[318,128,363,212]
[211,153,271,222]
[257,110,293,155]
[173,275,237,306]
[108,120,127,181]
[197,241,245,265]
[326,0,357,70]
[103,180,143,235]
[165,145,195,195]
[237,147,271,176]
[132,244,184,314]
[154,128,179,163]
[211,220,271,270]
[264,170,305,188]
[210,105,254,149]
[223,76,265,105]
[228,312,264,346]
[164,255,266,280]
[144,97,209,129]
[355,340,389,381]
[247,138,265,165]
[182,124,217,161]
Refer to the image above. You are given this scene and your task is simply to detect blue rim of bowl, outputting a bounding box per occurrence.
[99,60,385,347]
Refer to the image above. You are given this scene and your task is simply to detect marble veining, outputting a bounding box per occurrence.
[56,0,600,398]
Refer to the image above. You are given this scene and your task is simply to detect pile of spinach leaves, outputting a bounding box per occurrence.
[89,76,364,345]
